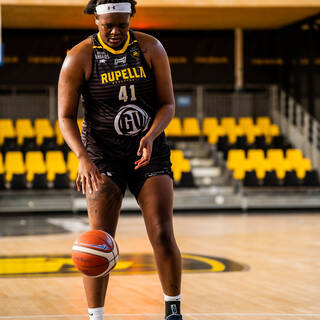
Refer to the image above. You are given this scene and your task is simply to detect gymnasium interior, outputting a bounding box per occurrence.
[0,1,320,320]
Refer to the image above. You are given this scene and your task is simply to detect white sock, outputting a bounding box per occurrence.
[88,307,104,320]
[164,293,181,301]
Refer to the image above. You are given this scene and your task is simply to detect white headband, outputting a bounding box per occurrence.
[96,3,132,15]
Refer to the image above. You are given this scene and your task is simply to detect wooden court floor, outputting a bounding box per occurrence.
[0,212,319,320]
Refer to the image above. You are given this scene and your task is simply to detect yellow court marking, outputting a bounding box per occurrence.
[0,253,247,277]
[181,253,226,272]
[0,257,132,275]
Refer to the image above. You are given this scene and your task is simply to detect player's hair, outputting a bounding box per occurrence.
[84,0,137,17]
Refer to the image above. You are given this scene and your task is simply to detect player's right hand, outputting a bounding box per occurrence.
[76,155,104,195]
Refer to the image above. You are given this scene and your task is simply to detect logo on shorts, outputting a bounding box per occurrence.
[114,104,151,136]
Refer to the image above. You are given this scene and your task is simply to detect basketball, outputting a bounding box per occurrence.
[72,230,119,278]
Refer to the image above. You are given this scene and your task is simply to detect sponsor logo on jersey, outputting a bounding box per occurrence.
[101,66,146,84]
[114,104,151,136]
[95,52,110,63]
[114,56,127,65]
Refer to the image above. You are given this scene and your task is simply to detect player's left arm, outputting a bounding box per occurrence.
[135,37,175,170]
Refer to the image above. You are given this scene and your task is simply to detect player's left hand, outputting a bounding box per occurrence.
[135,135,153,170]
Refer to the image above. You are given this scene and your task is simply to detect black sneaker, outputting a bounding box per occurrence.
[165,315,183,320]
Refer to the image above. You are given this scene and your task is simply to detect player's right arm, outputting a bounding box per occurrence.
[58,39,104,195]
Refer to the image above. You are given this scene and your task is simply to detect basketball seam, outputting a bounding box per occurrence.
[72,245,112,259]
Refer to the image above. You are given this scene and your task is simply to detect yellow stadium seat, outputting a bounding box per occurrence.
[233,160,251,180]
[171,149,184,160]
[295,158,312,179]
[238,117,254,129]
[267,149,284,162]
[227,149,246,171]
[245,125,262,144]
[247,149,265,162]
[221,117,236,130]
[207,126,226,144]
[272,159,292,180]
[227,125,243,144]
[270,124,280,137]
[165,118,183,137]
[67,152,79,181]
[286,149,303,163]
[25,151,47,182]
[182,118,201,137]
[252,159,272,180]
[266,149,288,179]
[170,149,191,181]
[256,117,271,134]
[46,151,67,182]
[202,117,218,136]
[0,119,16,145]
[34,118,54,145]
[16,119,35,145]
[4,151,25,182]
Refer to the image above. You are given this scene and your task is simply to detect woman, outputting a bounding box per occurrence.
[58,1,182,319]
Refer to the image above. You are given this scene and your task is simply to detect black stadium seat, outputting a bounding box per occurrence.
[263,170,279,186]
[177,171,197,188]
[11,174,27,189]
[284,170,300,186]
[54,173,70,189]
[304,170,320,186]
[244,171,259,186]
[33,173,48,189]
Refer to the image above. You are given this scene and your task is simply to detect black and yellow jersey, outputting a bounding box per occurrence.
[80,30,169,161]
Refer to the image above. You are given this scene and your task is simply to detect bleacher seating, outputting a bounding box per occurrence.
[227,148,319,187]
[0,118,85,190]
[197,116,285,159]
[0,116,318,190]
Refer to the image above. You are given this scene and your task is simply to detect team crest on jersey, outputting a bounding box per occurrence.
[114,104,150,136]
[131,49,140,59]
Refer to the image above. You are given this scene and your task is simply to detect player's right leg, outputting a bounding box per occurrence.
[83,175,123,317]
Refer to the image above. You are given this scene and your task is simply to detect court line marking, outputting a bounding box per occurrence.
[0,313,320,319]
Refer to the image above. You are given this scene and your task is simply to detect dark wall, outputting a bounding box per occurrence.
[0,29,234,86]
[1,27,319,92]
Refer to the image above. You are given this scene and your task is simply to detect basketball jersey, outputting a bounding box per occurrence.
[81,30,169,161]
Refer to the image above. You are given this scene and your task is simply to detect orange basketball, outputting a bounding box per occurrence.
[72,230,119,277]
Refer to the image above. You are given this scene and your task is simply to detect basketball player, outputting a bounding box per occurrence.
[58,1,182,319]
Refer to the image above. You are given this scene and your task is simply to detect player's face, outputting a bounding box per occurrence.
[96,13,130,49]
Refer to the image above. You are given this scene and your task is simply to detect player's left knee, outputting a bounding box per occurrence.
[152,227,176,253]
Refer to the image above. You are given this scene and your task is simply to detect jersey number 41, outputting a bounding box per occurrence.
[119,85,136,103]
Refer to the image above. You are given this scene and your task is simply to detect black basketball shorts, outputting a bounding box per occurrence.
[90,153,173,199]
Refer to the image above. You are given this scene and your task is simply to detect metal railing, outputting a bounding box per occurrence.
[270,85,320,172]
